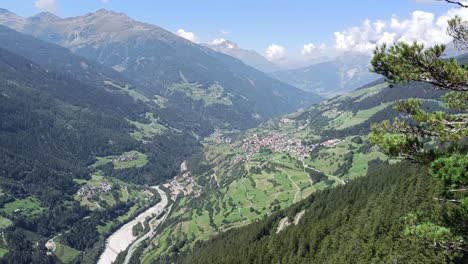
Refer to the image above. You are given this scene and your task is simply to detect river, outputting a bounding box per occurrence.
[97,186,168,264]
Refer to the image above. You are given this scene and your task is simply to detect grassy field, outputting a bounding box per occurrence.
[169,75,232,106]
[92,150,148,169]
[0,217,12,229]
[346,151,388,179]
[129,113,167,141]
[0,197,45,217]
[336,103,393,130]
[103,80,151,103]
[0,248,8,259]
[335,82,388,102]
[53,239,81,264]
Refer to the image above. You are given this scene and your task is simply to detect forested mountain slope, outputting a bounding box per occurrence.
[0,25,214,136]
[0,9,322,129]
[168,162,465,264]
[0,38,197,263]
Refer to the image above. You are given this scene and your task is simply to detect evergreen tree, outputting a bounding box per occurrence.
[369,1,467,256]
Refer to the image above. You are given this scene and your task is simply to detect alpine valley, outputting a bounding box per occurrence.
[0,3,466,264]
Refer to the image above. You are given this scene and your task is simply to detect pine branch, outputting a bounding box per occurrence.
[439,0,468,8]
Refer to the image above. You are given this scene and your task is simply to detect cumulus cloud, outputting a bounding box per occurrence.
[332,7,468,54]
[301,43,327,55]
[35,0,57,13]
[265,44,287,61]
[220,29,230,35]
[176,29,197,42]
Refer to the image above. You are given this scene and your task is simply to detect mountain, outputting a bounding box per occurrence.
[0,27,210,263]
[0,9,322,129]
[271,53,380,98]
[0,46,137,262]
[0,25,214,137]
[205,39,280,73]
[0,24,210,185]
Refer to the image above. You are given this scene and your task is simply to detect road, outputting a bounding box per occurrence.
[97,186,168,264]
[284,170,301,203]
[301,160,346,186]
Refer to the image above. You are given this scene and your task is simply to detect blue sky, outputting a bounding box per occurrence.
[0,0,460,65]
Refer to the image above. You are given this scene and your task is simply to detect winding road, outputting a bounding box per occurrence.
[284,170,301,203]
[97,186,168,264]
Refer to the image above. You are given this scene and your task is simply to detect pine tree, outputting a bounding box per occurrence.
[369,1,467,256]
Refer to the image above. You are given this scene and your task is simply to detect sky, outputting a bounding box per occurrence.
[1,0,466,66]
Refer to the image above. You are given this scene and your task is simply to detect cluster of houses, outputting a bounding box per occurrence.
[239,133,315,161]
[209,130,232,144]
[113,152,139,163]
[231,132,343,164]
[163,161,201,201]
[76,182,113,198]
[321,139,341,148]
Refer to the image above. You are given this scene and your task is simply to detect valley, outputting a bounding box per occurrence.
[0,2,465,264]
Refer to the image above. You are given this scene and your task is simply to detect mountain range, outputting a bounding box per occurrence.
[271,53,380,98]
[0,8,321,129]
[204,38,381,98]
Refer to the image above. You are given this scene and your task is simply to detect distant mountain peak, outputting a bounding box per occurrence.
[0,8,14,15]
[206,39,280,73]
[212,39,239,49]
[0,8,25,31]
[92,8,128,18]
[27,12,61,22]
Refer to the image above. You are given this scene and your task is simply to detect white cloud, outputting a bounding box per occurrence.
[35,0,57,13]
[332,7,468,54]
[212,38,226,45]
[301,43,326,55]
[265,44,287,61]
[176,29,197,42]
[220,29,229,35]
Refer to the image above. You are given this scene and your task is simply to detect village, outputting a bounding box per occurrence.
[232,132,341,163]
[76,182,113,199]
[162,129,343,201]
[240,133,313,160]
[163,161,202,201]
[112,152,140,163]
